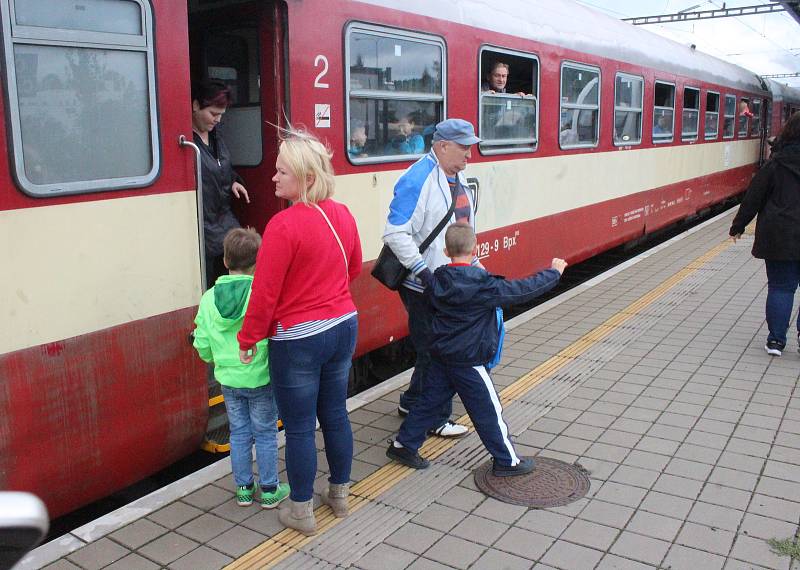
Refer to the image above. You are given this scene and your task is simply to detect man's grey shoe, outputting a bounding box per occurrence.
[492,457,535,477]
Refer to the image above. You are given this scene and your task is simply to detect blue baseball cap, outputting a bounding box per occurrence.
[432,118,481,145]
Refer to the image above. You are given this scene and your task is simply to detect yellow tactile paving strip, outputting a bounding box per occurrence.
[225,237,734,570]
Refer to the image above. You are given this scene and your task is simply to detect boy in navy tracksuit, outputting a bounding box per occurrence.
[387,223,567,476]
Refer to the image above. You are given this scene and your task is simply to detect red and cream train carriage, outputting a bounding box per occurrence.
[0,0,785,518]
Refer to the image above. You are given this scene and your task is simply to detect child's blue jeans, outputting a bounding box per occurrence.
[221,383,279,489]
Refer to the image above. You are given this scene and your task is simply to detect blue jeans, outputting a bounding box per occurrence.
[398,287,451,427]
[268,317,357,502]
[397,361,520,466]
[221,384,279,489]
[765,260,800,347]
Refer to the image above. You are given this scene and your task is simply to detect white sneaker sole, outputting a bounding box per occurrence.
[765,345,782,356]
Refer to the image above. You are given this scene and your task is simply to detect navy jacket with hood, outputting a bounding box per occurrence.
[427,265,561,367]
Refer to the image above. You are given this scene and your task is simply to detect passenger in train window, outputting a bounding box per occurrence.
[192,79,250,287]
[381,118,481,440]
[653,114,672,136]
[384,113,425,155]
[387,223,567,473]
[482,61,527,96]
[348,121,368,159]
[730,113,800,357]
[739,100,754,118]
[238,129,362,536]
[192,228,289,510]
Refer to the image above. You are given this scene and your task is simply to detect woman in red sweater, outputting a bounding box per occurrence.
[238,130,362,535]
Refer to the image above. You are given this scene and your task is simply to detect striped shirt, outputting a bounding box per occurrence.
[270,311,357,341]
[448,177,471,223]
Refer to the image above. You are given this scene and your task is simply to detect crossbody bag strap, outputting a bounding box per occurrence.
[312,203,349,282]
[418,181,458,254]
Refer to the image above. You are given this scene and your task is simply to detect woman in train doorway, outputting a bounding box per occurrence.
[730,112,800,357]
[192,79,250,287]
[237,129,362,535]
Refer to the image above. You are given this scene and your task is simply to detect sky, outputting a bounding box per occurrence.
[574,0,800,89]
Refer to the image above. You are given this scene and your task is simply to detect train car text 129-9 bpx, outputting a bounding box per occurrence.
[0,0,778,518]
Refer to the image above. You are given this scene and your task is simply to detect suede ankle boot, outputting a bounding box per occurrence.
[321,483,349,518]
[278,499,317,535]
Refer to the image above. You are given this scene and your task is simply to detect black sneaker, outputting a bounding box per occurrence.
[765,340,783,356]
[492,457,535,477]
[386,442,430,469]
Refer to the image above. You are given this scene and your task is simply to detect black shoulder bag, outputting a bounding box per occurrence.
[371,186,458,291]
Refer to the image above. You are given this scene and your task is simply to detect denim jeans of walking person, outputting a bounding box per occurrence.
[764,260,800,347]
[221,384,279,489]
[398,288,451,425]
[268,317,357,502]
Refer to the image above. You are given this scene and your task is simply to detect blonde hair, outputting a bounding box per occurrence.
[278,128,335,205]
[445,223,476,257]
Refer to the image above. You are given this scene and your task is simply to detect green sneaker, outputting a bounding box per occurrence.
[260,482,290,509]
[235,483,255,506]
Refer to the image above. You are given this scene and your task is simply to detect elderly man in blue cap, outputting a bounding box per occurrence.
[381,118,482,439]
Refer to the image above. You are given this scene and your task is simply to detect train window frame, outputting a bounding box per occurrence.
[613,72,644,147]
[738,97,750,137]
[477,46,539,155]
[344,22,446,166]
[0,0,159,197]
[652,80,675,144]
[750,98,762,137]
[559,61,601,150]
[705,91,720,140]
[723,94,736,139]
[681,86,700,142]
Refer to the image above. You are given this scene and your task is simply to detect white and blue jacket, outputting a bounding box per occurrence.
[382,150,476,292]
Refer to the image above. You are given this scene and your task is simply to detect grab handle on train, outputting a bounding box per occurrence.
[179,135,207,292]
[0,492,49,570]
[466,177,480,214]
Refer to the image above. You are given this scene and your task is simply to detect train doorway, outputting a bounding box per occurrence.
[187,0,287,247]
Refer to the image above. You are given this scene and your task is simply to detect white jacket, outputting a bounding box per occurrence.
[382,150,476,292]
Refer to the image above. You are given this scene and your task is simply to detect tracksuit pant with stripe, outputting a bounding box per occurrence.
[396,359,521,467]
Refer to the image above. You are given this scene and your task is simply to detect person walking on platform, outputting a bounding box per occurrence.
[387,223,567,474]
[238,129,361,536]
[381,118,482,439]
[730,112,800,357]
[192,229,289,509]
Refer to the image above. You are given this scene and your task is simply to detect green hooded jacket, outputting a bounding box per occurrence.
[193,274,269,388]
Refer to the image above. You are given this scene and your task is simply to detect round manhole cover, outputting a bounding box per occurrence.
[474,457,590,508]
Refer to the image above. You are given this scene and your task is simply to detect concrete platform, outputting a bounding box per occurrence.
[25,209,800,570]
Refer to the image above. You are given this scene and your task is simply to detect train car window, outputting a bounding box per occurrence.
[559,62,600,149]
[723,94,736,138]
[614,73,643,146]
[738,97,750,137]
[346,24,445,164]
[204,27,262,166]
[652,81,675,143]
[682,87,700,142]
[705,92,720,140]
[0,0,158,197]
[750,99,762,137]
[478,48,538,154]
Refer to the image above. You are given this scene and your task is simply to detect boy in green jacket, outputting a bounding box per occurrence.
[193,228,289,508]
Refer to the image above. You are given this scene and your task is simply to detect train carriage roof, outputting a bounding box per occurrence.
[358,0,768,95]
[765,78,800,104]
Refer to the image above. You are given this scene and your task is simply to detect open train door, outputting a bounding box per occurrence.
[186,0,288,451]
[188,0,287,237]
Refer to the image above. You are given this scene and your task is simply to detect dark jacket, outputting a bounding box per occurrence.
[195,130,242,258]
[427,264,561,367]
[730,143,800,260]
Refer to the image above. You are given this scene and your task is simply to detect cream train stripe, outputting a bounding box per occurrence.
[0,191,201,355]
[223,236,734,570]
[3,140,755,353]
[334,139,759,260]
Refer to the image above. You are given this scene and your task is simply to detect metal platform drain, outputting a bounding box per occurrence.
[474,457,590,508]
